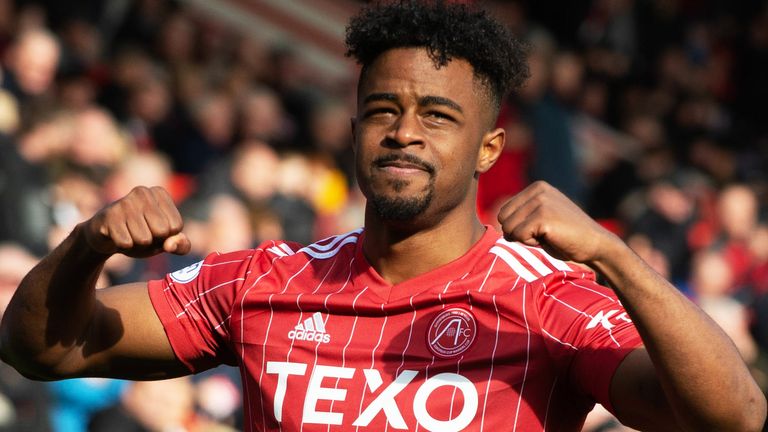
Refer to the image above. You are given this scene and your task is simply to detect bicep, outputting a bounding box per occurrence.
[65,282,189,380]
[610,348,680,431]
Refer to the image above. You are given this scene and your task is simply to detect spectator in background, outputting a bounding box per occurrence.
[98,47,155,123]
[69,107,132,172]
[125,67,185,156]
[270,153,316,244]
[713,184,761,289]
[630,178,697,286]
[237,86,293,147]
[174,90,236,176]
[688,250,759,375]
[0,110,73,256]
[0,89,19,136]
[308,97,355,185]
[2,0,768,429]
[519,37,585,203]
[228,140,280,205]
[1,28,59,104]
[88,377,228,432]
[47,378,126,432]
[0,243,50,432]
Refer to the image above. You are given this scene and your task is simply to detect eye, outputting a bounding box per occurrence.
[425,111,455,123]
[364,107,397,119]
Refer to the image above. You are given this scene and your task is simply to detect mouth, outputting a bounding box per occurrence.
[374,154,435,175]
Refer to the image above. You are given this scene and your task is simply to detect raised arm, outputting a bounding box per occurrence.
[498,181,766,432]
[0,186,191,380]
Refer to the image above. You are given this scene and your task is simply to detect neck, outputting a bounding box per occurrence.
[362,205,486,285]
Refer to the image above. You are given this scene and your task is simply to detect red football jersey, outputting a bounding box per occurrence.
[148,227,642,431]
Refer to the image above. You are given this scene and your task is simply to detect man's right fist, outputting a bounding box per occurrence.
[81,186,191,258]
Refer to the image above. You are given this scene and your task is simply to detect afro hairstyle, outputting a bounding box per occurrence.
[345,0,529,109]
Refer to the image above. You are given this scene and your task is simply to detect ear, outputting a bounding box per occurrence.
[476,127,505,175]
[350,117,358,153]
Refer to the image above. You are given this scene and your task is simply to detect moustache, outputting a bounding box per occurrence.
[373,153,436,175]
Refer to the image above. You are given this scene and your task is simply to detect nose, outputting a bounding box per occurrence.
[385,111,424,148]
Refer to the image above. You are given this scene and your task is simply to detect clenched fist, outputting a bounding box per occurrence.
[497,181,623,265]
[81,186,191,258]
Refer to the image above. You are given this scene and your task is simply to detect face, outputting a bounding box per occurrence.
[353,48,504,224]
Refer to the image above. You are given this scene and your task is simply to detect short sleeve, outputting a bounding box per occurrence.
[533,269,643,413]
[148,249,260,372]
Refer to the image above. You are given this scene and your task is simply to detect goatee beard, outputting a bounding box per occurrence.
[369,187,434,221]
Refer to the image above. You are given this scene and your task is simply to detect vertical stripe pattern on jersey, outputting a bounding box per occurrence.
[318,285,368,432]
[258,257,315,432]
[512,284,532,432]
[479,294,501,431]
[238,249,281,432]
[542,376,559,430]
[355,304,388,431]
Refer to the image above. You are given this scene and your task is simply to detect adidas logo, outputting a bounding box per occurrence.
[288,312,331,344]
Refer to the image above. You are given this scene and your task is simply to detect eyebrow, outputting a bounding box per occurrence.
[363,93,463,113]
[419,95,463,113]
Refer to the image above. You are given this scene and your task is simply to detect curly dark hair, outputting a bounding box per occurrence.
[345,0,529,109]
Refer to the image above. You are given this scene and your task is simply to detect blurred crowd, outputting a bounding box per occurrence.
[0,0,767,431]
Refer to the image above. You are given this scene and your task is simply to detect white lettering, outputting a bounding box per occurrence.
[266,361,307,422]
[288,330,331,343]
[413,373,478,432]
[353,369,418,429]
[586,309,618,330]
[303,365,354,425]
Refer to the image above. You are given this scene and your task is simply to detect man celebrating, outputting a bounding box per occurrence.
[1,1,764,431]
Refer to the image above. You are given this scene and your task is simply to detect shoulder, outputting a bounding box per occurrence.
[219,229,365,280]
[255,228,363,262]
[486,233,584,284]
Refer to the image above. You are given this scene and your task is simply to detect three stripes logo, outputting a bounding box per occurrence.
[288,312,331,344]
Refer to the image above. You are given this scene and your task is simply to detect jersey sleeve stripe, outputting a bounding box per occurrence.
[266,246,287,257]
[531,246,572,272]
[305,228,363,252]
[489,246,538,282]
[497,241,553,277]
[300,235,359,259]
[278,243,295,255]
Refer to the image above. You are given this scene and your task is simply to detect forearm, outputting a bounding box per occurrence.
[592,239,766,431]
[0,223,109,378]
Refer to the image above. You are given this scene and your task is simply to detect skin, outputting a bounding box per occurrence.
[353,48,504,283]
[0,47,765,431]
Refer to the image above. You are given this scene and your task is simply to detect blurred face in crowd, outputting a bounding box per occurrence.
[192,92,235,147]
[691,250,733,298]
[231,140,280,202]
[8,29,60,95]
[123,378,195,431]
[157,13,195,64]
[239,88,286,142]
[129,76,172,125]
[69,108,128,168]
[353,48,503,224]
[718,184,758,241]
[19,113,74,162]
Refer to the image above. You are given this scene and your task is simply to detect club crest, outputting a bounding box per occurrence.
[426,307,477,358]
